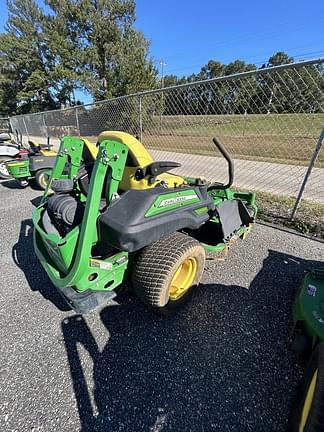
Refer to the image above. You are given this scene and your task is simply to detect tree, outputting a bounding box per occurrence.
[0,0,58,114]
[257,51,323,113]
[46,0,157,101]
[0,0,158,114]
[185,59,257,115]
[267,52,293,67]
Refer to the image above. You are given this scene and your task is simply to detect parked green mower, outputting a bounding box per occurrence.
[33,131,257,314]
[289,268,324,432]
[6,139,57,189]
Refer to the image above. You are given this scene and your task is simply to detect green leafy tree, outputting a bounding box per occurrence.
[257,51,323,113]
[0,0,78,114]
[0,0,157,114]
[267,52,293,67]
[0,0,59,114]
[187,59,257,115]
[46,0,157,101]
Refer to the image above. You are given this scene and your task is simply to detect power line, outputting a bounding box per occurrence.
[158,15,318,63]
[163,48,324,76]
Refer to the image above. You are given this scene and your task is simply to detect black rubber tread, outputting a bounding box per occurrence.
[35,169,49,190]
[288,342,324,432]
[132,231,205,309]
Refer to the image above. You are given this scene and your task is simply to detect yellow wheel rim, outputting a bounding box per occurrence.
[169,257,197,301]
[39,172,50,189]
[299,369,318,432]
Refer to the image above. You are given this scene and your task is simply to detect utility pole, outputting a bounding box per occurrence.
[160,59,166,88]
[160,59,167,133]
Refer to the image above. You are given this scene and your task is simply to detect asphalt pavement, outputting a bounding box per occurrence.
[0,179,324,432]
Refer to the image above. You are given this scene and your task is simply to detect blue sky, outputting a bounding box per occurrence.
[0,0,323,103]
[135,0,324,76]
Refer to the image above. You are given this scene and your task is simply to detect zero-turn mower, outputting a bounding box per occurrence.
[33,131,257,314]
[6,138,57,189]
[289,268,324,432]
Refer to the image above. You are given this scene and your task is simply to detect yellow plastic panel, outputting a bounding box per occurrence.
[97,131,153,167]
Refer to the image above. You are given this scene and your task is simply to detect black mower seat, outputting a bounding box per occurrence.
[98,185,215,252]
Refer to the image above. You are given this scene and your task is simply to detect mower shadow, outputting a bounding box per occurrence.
[61,250,323,432]
[0,178,43,191]
[12,218,71,311]
[0,178,21,189]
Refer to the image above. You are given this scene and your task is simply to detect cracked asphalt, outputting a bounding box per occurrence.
[0,179,323,432]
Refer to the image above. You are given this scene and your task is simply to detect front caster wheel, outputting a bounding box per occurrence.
[17,178,29,188]
[132,232,205,314]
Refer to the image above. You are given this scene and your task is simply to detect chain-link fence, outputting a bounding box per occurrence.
[9,58,324,223]
[0,117,10,133]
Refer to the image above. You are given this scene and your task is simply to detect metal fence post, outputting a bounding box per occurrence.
[42,112,47,138]
[138,95,143,142]
[291,128,324,220]
[22,116,29,140]
[8,117,14,133]
[75,106,80,136]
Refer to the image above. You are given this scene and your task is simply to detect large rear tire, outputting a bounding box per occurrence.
[0,156,14,179]
[132,232,205,313]
[288,342,324,432]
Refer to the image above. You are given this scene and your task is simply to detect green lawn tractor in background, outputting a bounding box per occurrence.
[6,138,57,189]
[0,132,22,179]
[289,268,324,432]
[33,131,257,314]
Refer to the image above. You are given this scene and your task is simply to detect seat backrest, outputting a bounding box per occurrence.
[97,131,153,168]
[97,131,185,191]
[80,138,98,165]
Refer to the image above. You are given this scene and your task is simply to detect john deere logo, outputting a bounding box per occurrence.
[158,194,197,208]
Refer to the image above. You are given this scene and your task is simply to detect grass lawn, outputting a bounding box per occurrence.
[255,190,324,238]
[142,113,324,167]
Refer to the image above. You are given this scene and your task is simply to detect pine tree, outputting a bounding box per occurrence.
[0,0,58,114]
[0,0,157,114]
[46,0,157,100]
